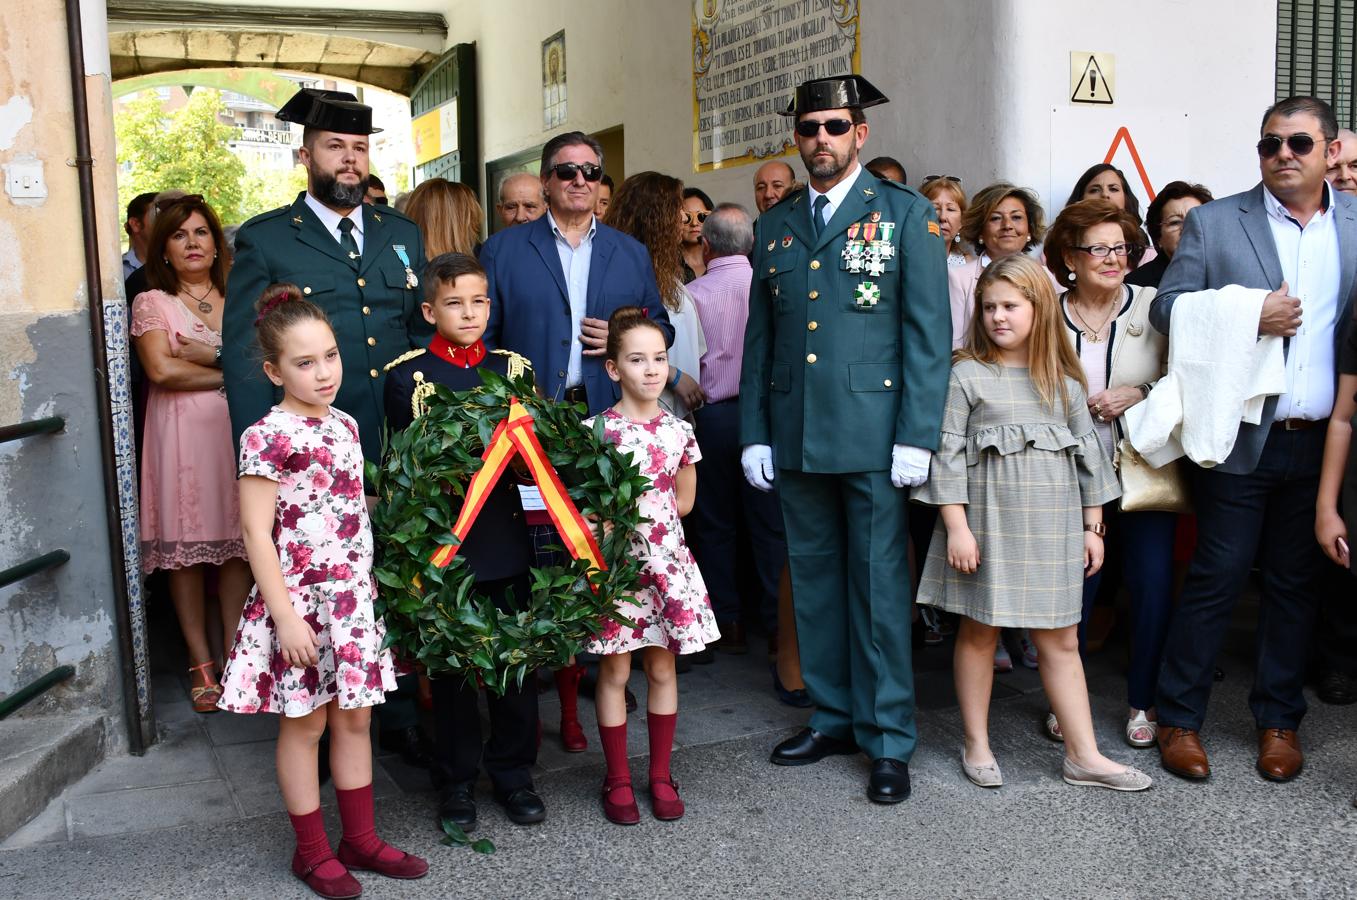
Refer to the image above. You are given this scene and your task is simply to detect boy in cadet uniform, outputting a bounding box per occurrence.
[383,253,545,830]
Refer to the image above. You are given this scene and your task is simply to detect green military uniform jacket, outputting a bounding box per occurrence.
[739,168,953,473]
[222,192,431,465]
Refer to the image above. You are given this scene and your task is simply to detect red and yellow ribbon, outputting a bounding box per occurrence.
[429,399,606,576]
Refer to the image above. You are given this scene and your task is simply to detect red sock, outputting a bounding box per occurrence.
[288,808,345,878]
[647,712,678,801]
[555,665,581,720]
[335,784,402,863]
[598,722,631,787]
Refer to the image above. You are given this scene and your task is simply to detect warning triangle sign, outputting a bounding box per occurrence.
[1071,54,1114,105]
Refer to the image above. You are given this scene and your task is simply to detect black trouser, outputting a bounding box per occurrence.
[431,572,537,793]
[1156,427,1326,732]
[1316,562,1357,677]
[686,399,786,630]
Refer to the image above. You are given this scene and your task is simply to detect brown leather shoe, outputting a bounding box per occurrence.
[1157,726,1210,780]
[1256,728,1303,782]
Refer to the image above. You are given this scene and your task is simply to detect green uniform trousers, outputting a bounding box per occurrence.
[778,468,916,761]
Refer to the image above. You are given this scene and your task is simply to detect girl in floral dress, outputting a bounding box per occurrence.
[219,284,427,898]
[584,306,719,825]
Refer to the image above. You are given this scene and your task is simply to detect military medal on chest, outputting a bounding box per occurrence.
[854,281,881,309]
[842,223,866,274]
[394,245,419,289]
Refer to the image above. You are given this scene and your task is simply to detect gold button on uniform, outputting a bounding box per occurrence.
[302,286,312,295]
[362,306,371,315]
[806,353,817,364]
[768,266,776,274]
[809,290,819,300]
[369,368,378,378]
[807,321,818,331]
[366,337,376,346]
[810,260,821,270]
[356,277,366,287]
[884,379,893,387]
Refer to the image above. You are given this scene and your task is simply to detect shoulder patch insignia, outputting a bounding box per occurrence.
[383,347,427,372]
[927,221,941,237]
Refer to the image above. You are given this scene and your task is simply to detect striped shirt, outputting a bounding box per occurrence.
[686,255,753,403]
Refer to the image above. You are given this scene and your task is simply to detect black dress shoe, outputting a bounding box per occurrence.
[494,786,546,825]
[380,726,434,769]
[867,758,911,804]
[437,781,476,832]
[771,666,812,708]
[770,727,857,766]
[1317,670,1357,705]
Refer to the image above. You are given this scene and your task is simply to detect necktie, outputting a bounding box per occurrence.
[338,217,360,267]
[812,194,829,239]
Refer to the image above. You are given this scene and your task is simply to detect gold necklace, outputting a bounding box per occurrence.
[1068,295,1117,343]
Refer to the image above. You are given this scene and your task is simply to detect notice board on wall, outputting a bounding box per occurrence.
[691,0,860,172]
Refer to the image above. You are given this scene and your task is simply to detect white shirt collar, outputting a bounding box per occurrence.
[304,192,364,241]
[807,162,863,213]
[1261,182,1332,227]
[546,209,597,242]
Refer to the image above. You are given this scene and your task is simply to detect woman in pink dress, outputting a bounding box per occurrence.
[131,196,249,713]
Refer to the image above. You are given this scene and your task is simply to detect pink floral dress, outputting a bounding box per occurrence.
[583,409,719,656]
[218,407,396,717]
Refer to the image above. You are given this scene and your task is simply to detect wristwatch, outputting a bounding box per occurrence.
[1083,522,1106,536]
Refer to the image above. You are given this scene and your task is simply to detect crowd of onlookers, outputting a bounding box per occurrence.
[121,96,1357,795]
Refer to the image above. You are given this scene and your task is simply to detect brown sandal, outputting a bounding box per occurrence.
[187,661,223,713]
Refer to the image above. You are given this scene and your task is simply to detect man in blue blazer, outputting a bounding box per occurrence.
[1150,96,1357,785]
[481,132,672,415]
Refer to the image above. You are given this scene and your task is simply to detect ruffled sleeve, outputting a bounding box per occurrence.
[1067,382,1122,507]
[677,418,701,467]
[130,291,170,338]
[912,369,971,506]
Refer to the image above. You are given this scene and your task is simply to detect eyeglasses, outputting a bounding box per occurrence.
[682,211,709,225]
[1257,133,1322,158]
[924,175,963,185]
[1073,242,1136,258]
[795,118,854,138]
[550,162,604,182]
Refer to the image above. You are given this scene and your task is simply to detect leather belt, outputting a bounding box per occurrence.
[1272,417,1327,431]
[562,385,587,405]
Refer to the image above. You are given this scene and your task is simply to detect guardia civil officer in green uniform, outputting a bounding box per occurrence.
[222,88,433,766]
[739,76,952,803]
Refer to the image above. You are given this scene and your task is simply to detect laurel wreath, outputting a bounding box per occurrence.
[367,369,648,696]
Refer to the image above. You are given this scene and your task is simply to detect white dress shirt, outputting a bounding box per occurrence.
[806,162,862,232]
[304,192,365,255]
[546,210,597,387]
[1262,184,1341,421]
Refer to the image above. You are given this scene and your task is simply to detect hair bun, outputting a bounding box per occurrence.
[254,282,304,324]
[607,305,648,327]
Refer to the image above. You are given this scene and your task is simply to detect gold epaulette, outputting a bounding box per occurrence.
[383,347,427,372]
[491,349,532,380]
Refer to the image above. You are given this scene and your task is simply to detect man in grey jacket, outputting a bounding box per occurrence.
[1150,96,1357,784]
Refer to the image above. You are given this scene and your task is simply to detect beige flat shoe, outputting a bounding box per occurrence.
[1062,757,1152,792]
[961,747,1003,788]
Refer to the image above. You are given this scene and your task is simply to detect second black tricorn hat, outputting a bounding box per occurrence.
[779,75,889,117]
[276,88,383,135]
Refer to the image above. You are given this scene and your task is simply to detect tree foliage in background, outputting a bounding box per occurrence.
[116,89,247,224]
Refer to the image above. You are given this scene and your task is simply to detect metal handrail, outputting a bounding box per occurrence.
[0,416,65,444]
[0,550,70,590]
[0,666,76,720]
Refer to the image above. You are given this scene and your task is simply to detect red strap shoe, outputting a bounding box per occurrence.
[291,850,362,899]
[649,777,685,821]
[335,840,429,880]
[601,780,640,826]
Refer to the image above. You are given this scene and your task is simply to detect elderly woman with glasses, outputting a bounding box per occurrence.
[1042,198,1177,750]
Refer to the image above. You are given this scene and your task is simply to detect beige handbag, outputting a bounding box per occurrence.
[1113,435,1192,514]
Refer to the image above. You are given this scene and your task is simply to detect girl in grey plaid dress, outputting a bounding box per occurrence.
[913,256,1152,792]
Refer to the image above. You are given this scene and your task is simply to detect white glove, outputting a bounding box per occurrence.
[741,444,776,492]
[890,444,932,489]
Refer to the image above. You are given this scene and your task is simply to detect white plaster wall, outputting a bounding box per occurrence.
[445,0,1276,215]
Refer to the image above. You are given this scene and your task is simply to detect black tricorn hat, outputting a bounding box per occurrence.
[779,75,889,117]
[276,88,383,135]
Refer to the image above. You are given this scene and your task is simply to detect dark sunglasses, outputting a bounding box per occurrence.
[551,162,604,182]
[1257,133,1322,158]
[924,174,963,185]
[795,118,854,138]
[682,211,709,225]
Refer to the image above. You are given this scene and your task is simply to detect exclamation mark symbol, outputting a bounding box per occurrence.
[1090,67,1098,98]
